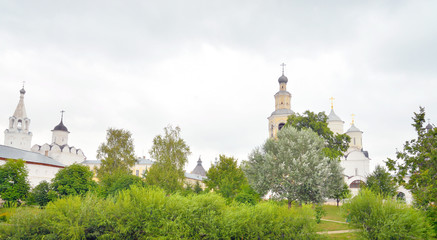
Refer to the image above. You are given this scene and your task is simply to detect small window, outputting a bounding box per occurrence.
[136,170,139,176]
[355,168,358,176]
[278,123,285,130]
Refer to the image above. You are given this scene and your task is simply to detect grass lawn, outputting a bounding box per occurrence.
[323,205,347,222]
[315,220,352,232]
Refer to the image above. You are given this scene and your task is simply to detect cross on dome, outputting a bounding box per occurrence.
[329,97,335,110]
[280,63,286,75]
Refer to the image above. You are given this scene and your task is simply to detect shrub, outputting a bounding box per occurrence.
[1,185,321,239]
[343,189,434,239]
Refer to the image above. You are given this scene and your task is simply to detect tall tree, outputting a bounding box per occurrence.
[245,127,331,208]
[96,128,136,179]
[366,165,397,197]
[387,107,437,208]
[285,110,350,160]
[51,164,96,197]
[325,160,349,206]
[205,155,248,199]
[146,125,191,192]
[0,159,30,204]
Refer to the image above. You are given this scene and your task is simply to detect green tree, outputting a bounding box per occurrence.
[333,182,350,207]
[387,107,437,232]
[325,160,350,206]
[0,159,30,204]
[365,165,397,197]
[285,110,350,160]
[245,127,330,208]
[28,181,51,207]
[99,172,144,197]
[51,164,96,197]
[146,125,191,192]
[205,155,248,199]
[96,128,137,179]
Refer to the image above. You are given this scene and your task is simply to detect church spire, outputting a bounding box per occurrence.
[4,85,33,150]
[13,86,28,119]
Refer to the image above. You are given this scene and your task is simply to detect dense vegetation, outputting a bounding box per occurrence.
[0,186,320,240]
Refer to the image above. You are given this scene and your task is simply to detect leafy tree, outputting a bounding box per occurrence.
[332,182,350,207]
[285,110,350,160]
[205,155,248,199]
[365,165,397,197]
[51,164,96,197]
[99,172,144,197]
[146,125,191,192]
[245,127,330,208]
[193,181,203,194]
[234,184,259,205]
[96,128,137,179]
[325,160,350,206]
[0,159,30,204]
[28,181,51,207]
[387,107,437,232]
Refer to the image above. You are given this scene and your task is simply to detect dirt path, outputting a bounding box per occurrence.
[317,229,360,234]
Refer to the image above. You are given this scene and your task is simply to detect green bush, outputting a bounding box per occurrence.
[343,189,434,239]
[1,185,321,239]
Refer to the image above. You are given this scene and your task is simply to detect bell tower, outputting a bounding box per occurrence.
[267,63,294,138]
[4,86,33,150]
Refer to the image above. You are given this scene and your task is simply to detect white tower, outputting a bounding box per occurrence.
[327,97,344,135]
[4,87,33,150]
[51,111,69,145]
[345,115,363,152]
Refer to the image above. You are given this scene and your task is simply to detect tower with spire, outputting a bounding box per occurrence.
[268,63,294,138]
[4,87,33,150]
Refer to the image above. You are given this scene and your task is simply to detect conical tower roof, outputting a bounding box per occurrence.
[191,156,207,176]
[13,87,27,119]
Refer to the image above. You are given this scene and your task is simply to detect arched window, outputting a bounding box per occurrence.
[278,123,285,131]
[349,180,364,188]
[17,120,22,129]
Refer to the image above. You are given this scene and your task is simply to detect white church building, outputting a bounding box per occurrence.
[267,68,413,203]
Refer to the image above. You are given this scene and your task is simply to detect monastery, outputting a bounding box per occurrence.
[0,87,206,188]
[267,64,412,203]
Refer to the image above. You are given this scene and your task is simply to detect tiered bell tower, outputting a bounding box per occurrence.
[268,63,294,138]
[4,86,33,150]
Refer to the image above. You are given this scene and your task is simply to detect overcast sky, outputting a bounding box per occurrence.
[1,1,436,172]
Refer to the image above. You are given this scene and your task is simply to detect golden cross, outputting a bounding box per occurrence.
[329,97,335,109]
[351,114,355,125]
[61,110,65,121]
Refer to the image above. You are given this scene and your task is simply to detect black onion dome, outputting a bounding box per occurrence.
[20,88,26,94]
[53,120,69,132]
[278,74,288,83]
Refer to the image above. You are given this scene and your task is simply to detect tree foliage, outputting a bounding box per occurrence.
[1,186,319,239]
[366,165,397,197]
[146,125,191,192]
[245,127,331,207]
[386,107,437,233]
[343,189,434,239]
[0,159,30,203]
[51,164,96,197]
[28,181,51,207]
[99,172,145,197]
[96,128,137,179]
[285,110,350,160]
[205,155,248,199]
